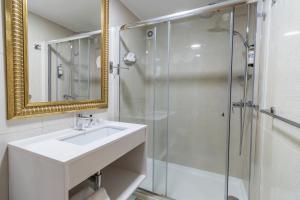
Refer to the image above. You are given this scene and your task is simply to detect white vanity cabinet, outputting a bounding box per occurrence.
[8,121,147,200]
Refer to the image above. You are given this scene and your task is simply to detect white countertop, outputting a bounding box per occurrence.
[8,121,146,164]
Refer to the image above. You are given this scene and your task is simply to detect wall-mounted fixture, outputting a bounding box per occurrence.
[33,43,41,50]
[123,52,137,66]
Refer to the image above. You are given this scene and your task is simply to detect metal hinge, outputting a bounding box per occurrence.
[109,61,114,74]
[117,64,120,75]
[110,62,127,75]
[257,12,267,21]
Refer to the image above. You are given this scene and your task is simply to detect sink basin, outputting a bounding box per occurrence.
[61,126,126,145]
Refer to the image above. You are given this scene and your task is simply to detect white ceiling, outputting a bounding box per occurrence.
[120,0,214,20]
[28,0,218,32]
[28,0,101,33]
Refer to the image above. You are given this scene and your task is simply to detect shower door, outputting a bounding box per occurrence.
[166,9,233,200]
[119,8,245,200]
[119,22,169,195]
[229,4,257,200]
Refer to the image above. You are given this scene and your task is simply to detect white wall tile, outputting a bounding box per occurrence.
[255,0,300,200]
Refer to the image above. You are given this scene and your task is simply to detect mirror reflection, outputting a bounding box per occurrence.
[27,0,102,102]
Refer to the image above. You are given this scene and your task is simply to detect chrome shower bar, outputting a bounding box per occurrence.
[121,0,257,30]
[48,30,102,45]
[260,108,300,129]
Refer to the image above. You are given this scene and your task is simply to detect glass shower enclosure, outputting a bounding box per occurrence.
[119,2,257,200]
[47,32,101,101]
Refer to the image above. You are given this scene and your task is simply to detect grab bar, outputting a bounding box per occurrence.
[260,107,300,129]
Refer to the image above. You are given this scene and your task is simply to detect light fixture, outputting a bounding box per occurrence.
[195,54,201,58]
[190,44,201,49]
[284,31,300,37]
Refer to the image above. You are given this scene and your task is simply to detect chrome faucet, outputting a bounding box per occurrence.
[74,114,98,130]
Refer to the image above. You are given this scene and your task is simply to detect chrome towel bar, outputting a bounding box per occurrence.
[260,107,300,129]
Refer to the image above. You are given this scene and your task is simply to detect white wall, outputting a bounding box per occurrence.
[254,0,300,200]
[0,1,138,200]
[110,0,140,26]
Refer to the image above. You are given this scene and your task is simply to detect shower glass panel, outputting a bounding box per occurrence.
[119,22,169,195]
[151,23,169,196]
[73,38,90,100]
[49,40,79,101]
[119,5,256,200]
[229,4,257,200]
[48,34,101,101]
[166,9,232,200]
[119,9,233,199]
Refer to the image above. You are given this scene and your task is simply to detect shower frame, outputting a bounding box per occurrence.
[118,0,258,199]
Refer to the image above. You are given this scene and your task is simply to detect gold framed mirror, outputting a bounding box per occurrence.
[5,0,109,120]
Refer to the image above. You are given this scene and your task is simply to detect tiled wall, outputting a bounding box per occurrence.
[254,0,300,199]
[0,0,138,199]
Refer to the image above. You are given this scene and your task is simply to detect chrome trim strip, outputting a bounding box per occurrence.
[121,0,254,30]
[225,8,235,200]
[48,30,102,44]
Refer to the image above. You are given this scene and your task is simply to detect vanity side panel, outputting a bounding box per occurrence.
[111,141,147,175]
[9,147,67,200]
[67,128,146,189]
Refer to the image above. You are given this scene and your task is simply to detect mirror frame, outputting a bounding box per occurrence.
[5,0,109,120]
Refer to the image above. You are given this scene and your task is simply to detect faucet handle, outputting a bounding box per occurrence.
[88,115,101,127]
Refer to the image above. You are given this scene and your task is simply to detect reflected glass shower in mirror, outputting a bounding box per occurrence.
[27,0,102,102]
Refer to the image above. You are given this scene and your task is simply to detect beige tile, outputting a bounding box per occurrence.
[261,128,300,200]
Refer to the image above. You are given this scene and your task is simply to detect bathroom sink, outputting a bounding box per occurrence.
[8,121,147,200]
[61,126,126,145]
